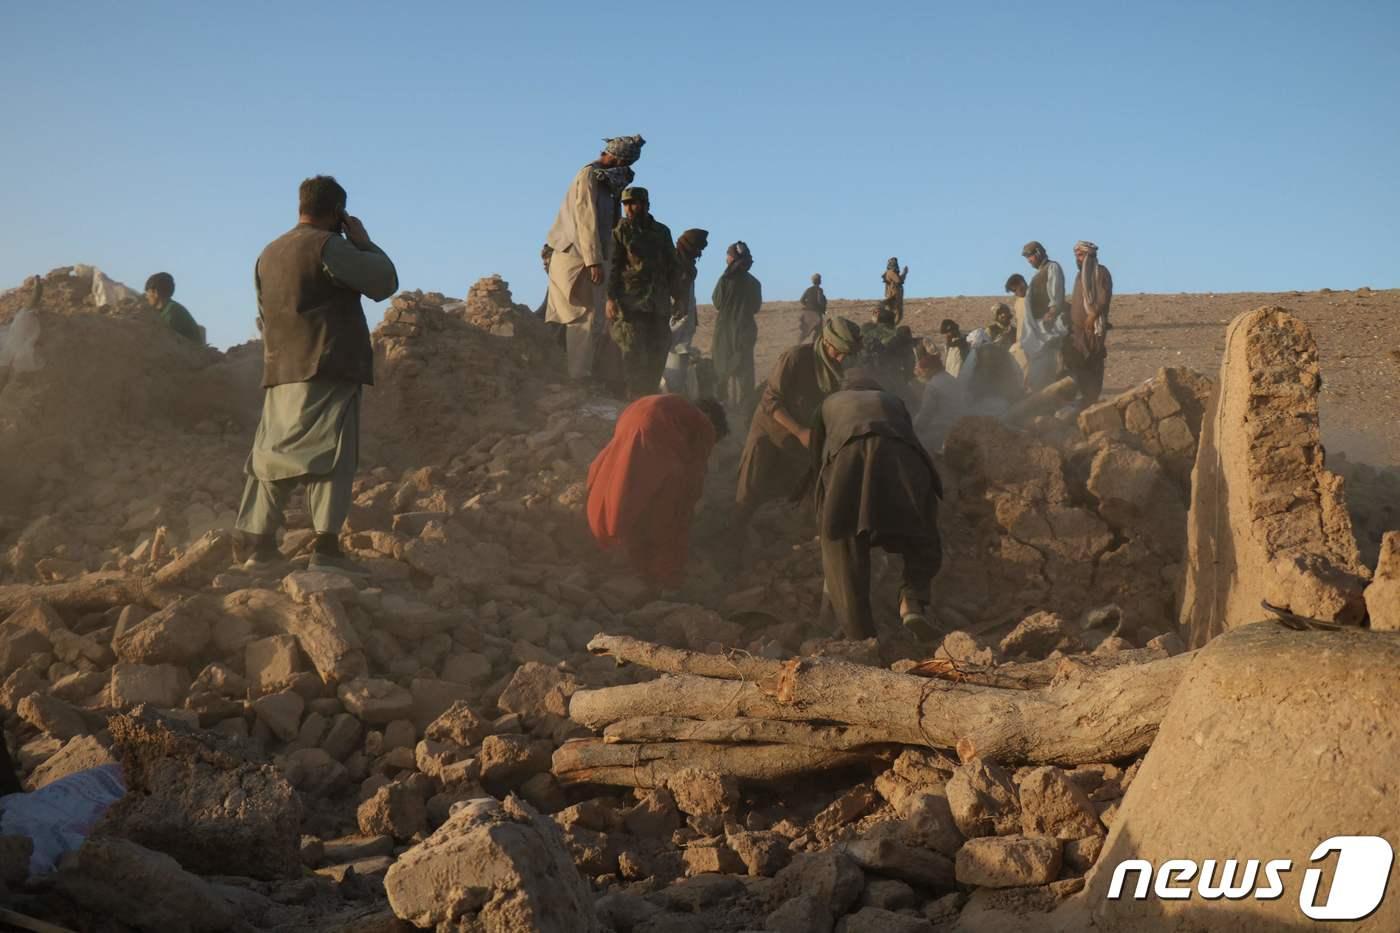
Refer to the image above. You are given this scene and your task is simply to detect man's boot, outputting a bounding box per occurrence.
[234,530,284,575]
[308,532,370,578]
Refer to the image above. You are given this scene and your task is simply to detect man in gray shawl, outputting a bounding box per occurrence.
[711,240,763,408]
[234,175,398,575]
[544,134,646,383]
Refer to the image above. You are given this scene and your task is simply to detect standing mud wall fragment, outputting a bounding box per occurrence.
[1178,307,1369,647]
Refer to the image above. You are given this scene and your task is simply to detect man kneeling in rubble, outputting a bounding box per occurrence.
[586,394,728,587]
[809,372,944,643]
[233,175,398,575]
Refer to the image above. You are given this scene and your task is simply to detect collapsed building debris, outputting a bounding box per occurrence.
[0,282,1397,932]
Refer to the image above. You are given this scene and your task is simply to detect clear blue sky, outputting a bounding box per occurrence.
[2,1,1396,349]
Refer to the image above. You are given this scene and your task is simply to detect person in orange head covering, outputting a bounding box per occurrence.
[586,394,729,585]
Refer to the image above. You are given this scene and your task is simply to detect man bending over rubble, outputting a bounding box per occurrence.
[586,394,728,586]
[233,175,398,576]
[809,373,943,643]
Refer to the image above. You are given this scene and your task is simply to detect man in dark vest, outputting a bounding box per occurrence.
[809,374,943,644]
[233,175,398,575]
[1020,240,1067,329]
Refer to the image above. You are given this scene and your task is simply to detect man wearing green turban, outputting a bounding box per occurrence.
[734,317,862,529]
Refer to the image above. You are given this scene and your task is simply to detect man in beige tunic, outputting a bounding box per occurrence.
[545,134,645,382]
[233,175,397,575]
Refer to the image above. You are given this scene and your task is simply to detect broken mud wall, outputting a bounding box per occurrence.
[1178,307,1369,647]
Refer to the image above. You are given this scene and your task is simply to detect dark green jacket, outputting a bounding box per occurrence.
[160,300,204,344]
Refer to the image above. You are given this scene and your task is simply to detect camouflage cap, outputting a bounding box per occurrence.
[620,186,649,203]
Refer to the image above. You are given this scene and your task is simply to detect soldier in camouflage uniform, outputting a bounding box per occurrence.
[607,187,678,399]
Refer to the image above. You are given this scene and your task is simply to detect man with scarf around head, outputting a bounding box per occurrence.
[711,241,763,408]
[663,228,709,394]
[606,187,678,398]
[882,257,910,324]
[807,372,944,643]
[545,134,645,384]
[733,318,862,531]
[1064,240,1113,405]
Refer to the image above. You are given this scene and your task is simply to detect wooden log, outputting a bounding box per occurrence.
[0,532,233,618]
[552,738,872,788]
[601,716,901,751]
[1004,375,1079,424]
[0,572,156,616]
[571,641,1195,766]
[587,633,774,681]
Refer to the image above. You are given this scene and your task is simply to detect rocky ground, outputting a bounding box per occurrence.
[0,267,1395,932]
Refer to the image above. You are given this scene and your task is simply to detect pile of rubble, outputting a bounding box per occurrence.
[0,286,1396,932]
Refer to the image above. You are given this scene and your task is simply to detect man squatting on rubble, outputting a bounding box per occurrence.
[607,186,678,400]
[810,372,943,643]
[586,394,729,586]
[233,175,398,575]
[545,134,646,384]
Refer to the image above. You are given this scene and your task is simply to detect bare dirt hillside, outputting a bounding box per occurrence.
[697,287,1400,467]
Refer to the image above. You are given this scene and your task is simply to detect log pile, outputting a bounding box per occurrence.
[553,634,1195,788]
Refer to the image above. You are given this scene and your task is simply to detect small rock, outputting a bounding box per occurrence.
[478,734,552,788]
[844,837,955,890]
[766,894,833,933]
[955,834,1062,888]
[837,906,934,933]
[945,757,1020,838]
[252,691,305,743]
[665,768,739,818]
[773,850,865,919]
[338,678,414,724]
[357,782,427,842]
[1018,766,1104,840]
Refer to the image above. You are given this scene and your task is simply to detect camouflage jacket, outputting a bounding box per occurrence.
[608,213,677,314]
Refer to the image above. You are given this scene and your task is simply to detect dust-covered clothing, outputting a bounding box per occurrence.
[586,395,717,585]
[1017,291,1068,392]
[712,267,762,407]
[236,380,360,536]
[159,299,203,344]
[735,342,828,516]
[798,284,828,343]
[811,388,943,639]
[1026,260,1066,324]
[882,266,908,322]
[1066,257,1113,404]
[546,162,627,379]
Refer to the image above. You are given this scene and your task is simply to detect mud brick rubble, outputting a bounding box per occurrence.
[0,268,1398,932]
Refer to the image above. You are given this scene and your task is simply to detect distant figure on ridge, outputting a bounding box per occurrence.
[606,187,677,399]
[144,272,204,344]
[711,241,763,408]
[798,273,828,343]
[1065,240,1113,405]
[664,228,709,395]
[545,134,645,384]
[233,175,397,576]
[882,257,909,323]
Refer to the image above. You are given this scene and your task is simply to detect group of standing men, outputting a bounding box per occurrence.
[542,135,765,407]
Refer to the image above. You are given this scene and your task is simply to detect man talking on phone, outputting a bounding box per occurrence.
[233,175,398,576]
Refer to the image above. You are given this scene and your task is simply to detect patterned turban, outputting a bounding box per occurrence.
[603,134,646,164]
